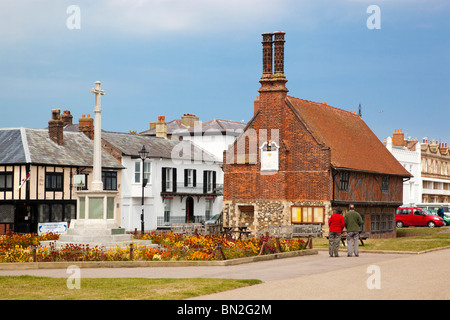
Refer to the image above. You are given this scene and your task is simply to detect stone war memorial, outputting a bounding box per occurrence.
[48,81,153,249]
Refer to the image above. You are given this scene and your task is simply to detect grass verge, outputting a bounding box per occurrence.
[0,276,262,300]
[312,226,450,252]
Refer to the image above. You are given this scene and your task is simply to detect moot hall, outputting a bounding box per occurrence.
[223,31,411,238]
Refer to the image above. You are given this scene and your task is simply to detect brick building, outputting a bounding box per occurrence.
[223,32,411,238]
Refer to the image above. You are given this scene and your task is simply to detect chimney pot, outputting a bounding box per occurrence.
[61,110,73,126]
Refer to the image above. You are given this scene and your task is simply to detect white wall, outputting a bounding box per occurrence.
[119,155,223,231]
[181,134,237,161]
[386,137,421,205]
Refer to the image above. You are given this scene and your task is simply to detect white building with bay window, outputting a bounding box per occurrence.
[101,131,222,231]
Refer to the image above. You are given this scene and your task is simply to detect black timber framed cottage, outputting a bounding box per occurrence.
[0,110,122,234]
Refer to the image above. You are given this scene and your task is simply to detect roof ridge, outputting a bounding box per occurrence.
[215,119,226,131]
[287,96,359,116]
[20,128,31,163]
[214,118,246,124]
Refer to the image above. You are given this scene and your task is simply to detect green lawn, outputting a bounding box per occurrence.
[0,276,262,300]
[312,226,450,252]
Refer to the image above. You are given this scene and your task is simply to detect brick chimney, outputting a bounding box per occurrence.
[156,115,167,139]
[392,129,405,147]
[440,142,448,155]
[79,114,94,139]
[273,31,286,76]
[261,32,274,78]
[48,109,64,146]
[61,110,73,127]
[257,31,289,125]
[149,121,157,131]
[181,113,199,128]
[258,31,288,100]
[254,95,261,114]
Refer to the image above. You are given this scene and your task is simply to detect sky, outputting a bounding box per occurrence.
[0,0,449,144]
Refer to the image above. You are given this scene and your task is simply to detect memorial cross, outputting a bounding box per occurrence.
[90,81,105,191]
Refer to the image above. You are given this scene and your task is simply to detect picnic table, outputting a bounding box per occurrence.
[221,226,251,239]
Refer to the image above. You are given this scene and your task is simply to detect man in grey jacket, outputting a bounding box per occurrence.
[345,204,363,257]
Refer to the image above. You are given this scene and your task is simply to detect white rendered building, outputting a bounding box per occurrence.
[385,132,421,206]
[102,131,222,231]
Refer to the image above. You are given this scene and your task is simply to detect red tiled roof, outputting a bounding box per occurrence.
[287,96,411,177]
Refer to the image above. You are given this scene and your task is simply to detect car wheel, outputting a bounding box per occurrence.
[427,221,436,228]
[396,221,404,228]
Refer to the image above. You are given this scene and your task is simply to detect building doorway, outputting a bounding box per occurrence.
[186,197,194,223]
[15,204,36,233]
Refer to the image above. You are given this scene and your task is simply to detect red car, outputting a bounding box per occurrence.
[396,207,444,228]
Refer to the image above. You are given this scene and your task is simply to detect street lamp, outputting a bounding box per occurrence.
[138,145,149,234]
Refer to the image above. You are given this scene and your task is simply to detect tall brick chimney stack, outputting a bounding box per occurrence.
[257,31,288,114]
[261,32,274,78]
[48,109,64,146]
[79,114,94,139]
[273,31,286,77]
[258,31,288,95]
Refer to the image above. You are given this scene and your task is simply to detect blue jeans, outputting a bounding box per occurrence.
[347,232,360,256]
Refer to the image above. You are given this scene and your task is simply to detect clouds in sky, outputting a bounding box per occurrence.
[0,0,291,41]
[0,0,449,142]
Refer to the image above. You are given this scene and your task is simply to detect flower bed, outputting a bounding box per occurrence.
[0,232,307,263]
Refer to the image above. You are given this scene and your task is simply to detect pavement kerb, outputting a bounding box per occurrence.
[0,248,318,270]
[2,245,448,271]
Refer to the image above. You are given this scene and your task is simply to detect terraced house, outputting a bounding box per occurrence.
[386,129,450,206]
[223,32,411,238]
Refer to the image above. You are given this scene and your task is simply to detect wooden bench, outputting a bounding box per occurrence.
[326,233,368,246]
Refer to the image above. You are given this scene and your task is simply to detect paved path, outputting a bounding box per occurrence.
[0,249,449,299]
[194,248,450,300]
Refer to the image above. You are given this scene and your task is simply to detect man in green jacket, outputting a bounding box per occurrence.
[345,204,363,257]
